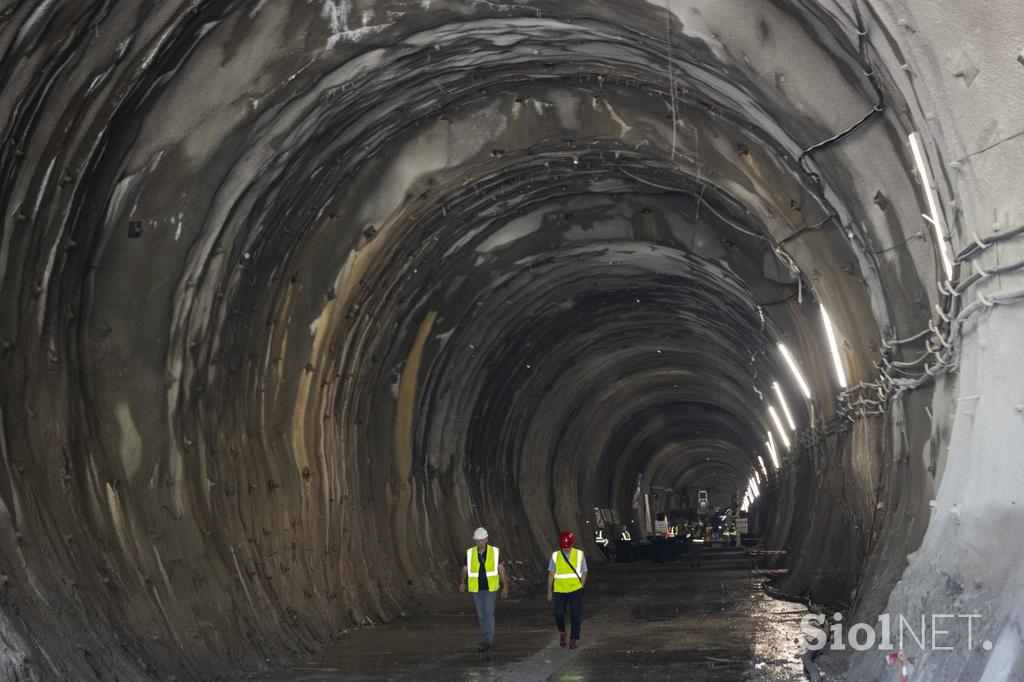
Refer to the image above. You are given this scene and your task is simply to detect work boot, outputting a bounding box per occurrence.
[569,639,578,649]
[477,641,491,652]
[559,631,566,647]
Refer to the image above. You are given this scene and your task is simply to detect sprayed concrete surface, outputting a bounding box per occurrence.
[2,0,1024,679]
[253,547,808,681]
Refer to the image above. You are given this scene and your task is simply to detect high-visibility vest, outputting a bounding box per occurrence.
[551,548,584,593]
[466,545,500,593]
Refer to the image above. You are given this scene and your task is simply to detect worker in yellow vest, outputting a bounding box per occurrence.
[458,527,509,652]
[546,531,587,649]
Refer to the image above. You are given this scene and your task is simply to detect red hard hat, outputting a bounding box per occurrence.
[559,531,574,549]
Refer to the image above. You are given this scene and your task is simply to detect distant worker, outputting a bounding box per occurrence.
[547,531,588,649]
[725,522,737,546]
[459,527,509,652]
[688,521,703,568]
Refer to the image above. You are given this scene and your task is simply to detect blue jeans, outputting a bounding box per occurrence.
[553,589,583,639]
[472,590,498,644]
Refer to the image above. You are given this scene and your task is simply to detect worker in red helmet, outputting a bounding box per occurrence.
[547,530,587,649]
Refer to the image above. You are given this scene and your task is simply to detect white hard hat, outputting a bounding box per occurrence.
[472,527,488,540]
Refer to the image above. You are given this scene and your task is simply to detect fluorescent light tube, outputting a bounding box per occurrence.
[908,132,954,281]
[766,433,780,469]
[768,405,791,449]
[820,304,848,388]
[778,343,811,399]
[773,381,796,430]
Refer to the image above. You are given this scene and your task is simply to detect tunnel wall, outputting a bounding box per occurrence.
[759,1,1024,679]
[837,0,1024,678]
[0,1,1021,680]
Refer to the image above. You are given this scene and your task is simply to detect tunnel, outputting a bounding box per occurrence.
[1,0,1023,679]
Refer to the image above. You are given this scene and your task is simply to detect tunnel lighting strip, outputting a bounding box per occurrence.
[757,455,768,477]
[778,343,812,399]
[749,477,760,498]
[766,433,780,469]
[820,304,848,389]
[754,469,761,484]
[772,381,796,430]
[908,132,954,281]
[768,406,791,449]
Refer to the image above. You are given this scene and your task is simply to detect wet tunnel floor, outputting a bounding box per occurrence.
[253,547,809,681]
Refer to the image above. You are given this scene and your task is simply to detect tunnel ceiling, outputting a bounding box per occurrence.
[0,0,968,677]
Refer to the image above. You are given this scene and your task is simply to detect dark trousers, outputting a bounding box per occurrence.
[553,589,583,639]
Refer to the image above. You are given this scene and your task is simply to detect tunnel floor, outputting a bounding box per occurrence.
[250,547,810,681]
